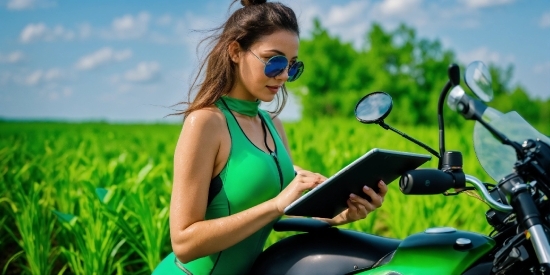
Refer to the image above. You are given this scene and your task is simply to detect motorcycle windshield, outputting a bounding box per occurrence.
[473,110,550,182]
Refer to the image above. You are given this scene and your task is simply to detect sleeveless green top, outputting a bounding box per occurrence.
[153,97,295,275]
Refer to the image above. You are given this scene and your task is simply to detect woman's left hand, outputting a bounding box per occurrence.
[318,180,388,226]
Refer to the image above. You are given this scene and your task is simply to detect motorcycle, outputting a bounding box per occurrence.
[248,61,550,274]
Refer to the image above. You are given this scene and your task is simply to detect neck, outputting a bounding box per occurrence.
[220,95,260,117]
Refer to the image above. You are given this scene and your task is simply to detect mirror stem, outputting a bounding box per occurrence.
[437,81,452,168]
[379,121,441,159]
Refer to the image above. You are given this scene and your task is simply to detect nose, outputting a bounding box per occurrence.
[274,66,290,81]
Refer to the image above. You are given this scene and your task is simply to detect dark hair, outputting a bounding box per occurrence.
[173,0,299,119]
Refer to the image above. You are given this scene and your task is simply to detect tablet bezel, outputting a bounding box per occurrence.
[284,148,431,218]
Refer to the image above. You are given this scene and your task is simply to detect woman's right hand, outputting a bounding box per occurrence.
[273,170,326,214]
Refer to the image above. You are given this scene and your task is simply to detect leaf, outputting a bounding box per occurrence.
[52,210,77,225]
[136,163,154,185]
[96,188,109,203]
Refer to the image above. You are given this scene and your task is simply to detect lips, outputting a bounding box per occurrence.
[266,85,280,93]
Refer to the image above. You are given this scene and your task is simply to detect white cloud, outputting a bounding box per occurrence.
[6,0,54,10]
[24,68,63,86]
[104,12,151,39]
[294,1,372,47]
[286,0,322,36]
[458,46,515,65]
[25,70,43,85]
[75,47,133,70]
[63,87,73,96]
[20,23,47,43]
[78,23,92,39]
[0,51,25,63]
[124,61,161,83]
[7,0,34,10]
[41,86,73,101]
[540,12,550,28]
[534,62,550,74]
[19,23,74,43]
[43,68,62,81]
[461,0,515,9]
[379,0,422,15]
[157,14,173,26]
[326,1,369,26]
[287,0,430,48]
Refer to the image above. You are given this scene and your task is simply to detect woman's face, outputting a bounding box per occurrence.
[230,30,300,102]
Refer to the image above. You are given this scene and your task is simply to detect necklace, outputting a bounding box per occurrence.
[219,96,260,117]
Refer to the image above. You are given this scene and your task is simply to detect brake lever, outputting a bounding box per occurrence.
[444,186,476,196]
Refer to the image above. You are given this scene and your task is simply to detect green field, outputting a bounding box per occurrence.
[1,119,498,274]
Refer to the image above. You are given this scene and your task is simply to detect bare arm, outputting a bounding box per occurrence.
[170,110,321,263]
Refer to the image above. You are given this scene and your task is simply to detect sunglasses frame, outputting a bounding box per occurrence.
[248,50,304,82]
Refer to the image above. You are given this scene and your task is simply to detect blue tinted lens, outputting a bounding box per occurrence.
[264,56,288,77]
[287,61,304,82]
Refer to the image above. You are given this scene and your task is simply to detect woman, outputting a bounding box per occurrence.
[153,1,388,274]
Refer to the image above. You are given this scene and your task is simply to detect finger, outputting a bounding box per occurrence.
[362,186,383,207]
[346,199,358,213]
[378,180,388,197]
[356,198,377,212]
[346,199,359,219]
[351,192,378,211]
[297,170,322,182]
[351,200,369,218]
[296,170,310,178]
[315,173,327,183]
[347,200,368,220]
[349,193,371,206]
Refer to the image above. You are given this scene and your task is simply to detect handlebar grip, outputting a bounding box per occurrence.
[399,169,455,195]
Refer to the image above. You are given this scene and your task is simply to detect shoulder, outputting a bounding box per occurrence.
[263,112,284,131]
[183,106,225,132]
[183,107,225,127]
[261,111,286,137]
[270,114,284,130]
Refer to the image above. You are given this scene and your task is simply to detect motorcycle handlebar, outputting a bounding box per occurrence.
[399,170,513,212]
[399,169,456,195]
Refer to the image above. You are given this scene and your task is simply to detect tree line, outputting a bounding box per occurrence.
[288,19,549,132]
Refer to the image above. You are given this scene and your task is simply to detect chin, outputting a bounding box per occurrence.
[259,94,277,103]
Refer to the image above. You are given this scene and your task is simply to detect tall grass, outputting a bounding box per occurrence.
[1,119,502,274]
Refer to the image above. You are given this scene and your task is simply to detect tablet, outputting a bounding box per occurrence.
[284,148,431,218]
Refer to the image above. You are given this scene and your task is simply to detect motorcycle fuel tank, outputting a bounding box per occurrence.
[249,227,401,275]
[358,227,495,275]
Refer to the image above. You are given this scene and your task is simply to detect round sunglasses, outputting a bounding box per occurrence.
[249,50,304,82]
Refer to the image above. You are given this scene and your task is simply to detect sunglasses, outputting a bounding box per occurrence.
[249,50,304,82]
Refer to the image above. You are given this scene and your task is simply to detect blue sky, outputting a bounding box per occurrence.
[1,0,549,122]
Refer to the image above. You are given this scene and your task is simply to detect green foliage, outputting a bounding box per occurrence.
[290,20,455,125]
[1,119,500,274]
[1,122,176,275]
[289,19,549,130]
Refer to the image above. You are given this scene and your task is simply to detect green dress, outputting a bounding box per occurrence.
[153,97,295,275]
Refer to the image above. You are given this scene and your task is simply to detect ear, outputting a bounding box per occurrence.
[228,41,242,63]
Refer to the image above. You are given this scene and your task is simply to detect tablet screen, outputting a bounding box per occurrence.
[284,148,431,218]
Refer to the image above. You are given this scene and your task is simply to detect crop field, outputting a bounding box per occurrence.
[1,119,498,274]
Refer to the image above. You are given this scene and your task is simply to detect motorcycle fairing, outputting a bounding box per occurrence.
[357,229,495,275]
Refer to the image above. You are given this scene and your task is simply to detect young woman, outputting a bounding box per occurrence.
[153,1,388,274]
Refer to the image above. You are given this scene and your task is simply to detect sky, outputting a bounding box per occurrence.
[0,0,549,123]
